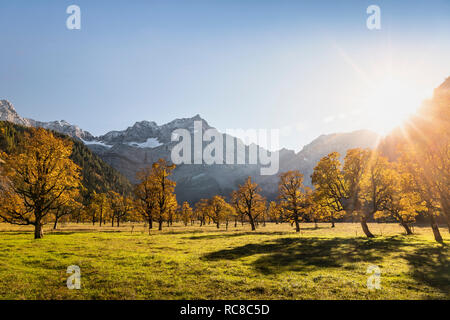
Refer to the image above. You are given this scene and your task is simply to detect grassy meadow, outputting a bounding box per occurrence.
[0,222,448,300]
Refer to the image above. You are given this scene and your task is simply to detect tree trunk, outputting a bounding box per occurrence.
[234,218,237,228]
[148,217,153,230]
[294,216,300,233]
[117,217,120,227]
[158,219,163,231]
[53,217,59,230]
[331,217,335,228]
[248,214,256,231]
[360,216,375,238]
[216,222,220,229]
[400,222,413,235]
[429,214,443,243]
[398,217,413,235]
[34,223,43,239]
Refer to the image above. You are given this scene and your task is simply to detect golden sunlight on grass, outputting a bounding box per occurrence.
[0,222,448,300]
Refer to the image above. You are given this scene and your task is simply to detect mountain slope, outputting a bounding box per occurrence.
[0,99,380,203]
[0,100,94,141]
[85,117,380,202]
[0,121,132,198]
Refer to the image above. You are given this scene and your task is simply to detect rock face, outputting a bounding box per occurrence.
[0,100,31,126]
[0,99,380,203]
[0,100,94,141]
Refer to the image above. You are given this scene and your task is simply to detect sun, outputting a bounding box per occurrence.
[361,77,429,135]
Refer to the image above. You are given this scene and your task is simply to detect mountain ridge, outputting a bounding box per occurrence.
[0,99,380,202]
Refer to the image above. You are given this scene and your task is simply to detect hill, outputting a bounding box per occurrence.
[0,121,132,198]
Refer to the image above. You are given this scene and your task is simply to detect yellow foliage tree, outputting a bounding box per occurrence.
[399,145,444,242]
[180,201,193,226]
[195,198,209,227]
[150,159,177,231]
[0,128,81,238]
[51,191,83,230]
[312,149,377,238]
[89,192,110,227]
[204,195,235,229]
[134,167,157,231]
[231,177,266,231]
[361,153,419,235]
[267,201,283,224]
[278,170,312,232]
[109,191,134,227]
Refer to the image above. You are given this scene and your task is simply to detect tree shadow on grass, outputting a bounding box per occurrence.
[403,245,449,296]
[185,232,288,240]
[203,236,409,274]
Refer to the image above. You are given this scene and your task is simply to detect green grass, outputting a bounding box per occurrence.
[0,222,448,300]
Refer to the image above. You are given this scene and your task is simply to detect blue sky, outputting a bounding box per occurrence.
[1,0,449,150]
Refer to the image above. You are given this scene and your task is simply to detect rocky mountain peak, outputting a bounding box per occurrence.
[0,100,16,113]
[0,99,384,202]
[0,100,30,126]
[0,100,93,140]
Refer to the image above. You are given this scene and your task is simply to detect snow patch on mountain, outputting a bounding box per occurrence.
[126,138,162,149]
[81,139,112,148]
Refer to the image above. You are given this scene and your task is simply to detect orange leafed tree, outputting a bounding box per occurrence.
[0,128,81,239]
[360,153,419,235]
[378,79,449,242]
[109,191,134,227]
[278,170,312,232]
[134,166,158,231]
[231,177,266,231]
[312,149,377,238]
[89,192,110,227]
[195,198,210,227]
[204,195,234,229]
[267,201,283,224]
[180,201,193,226]
[150,159,177,231]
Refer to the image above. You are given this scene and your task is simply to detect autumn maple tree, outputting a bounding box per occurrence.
[267,201,282,224]
[0,128,81,239]
[312,149,377,238]
[150,158,177,231]
[88,192,110,227]
[277,170,312,232]
[360,153,418,235]
[180,201,193,226]
[231,177,266,231]
[134,166,157,231]
[204,195,234,229]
